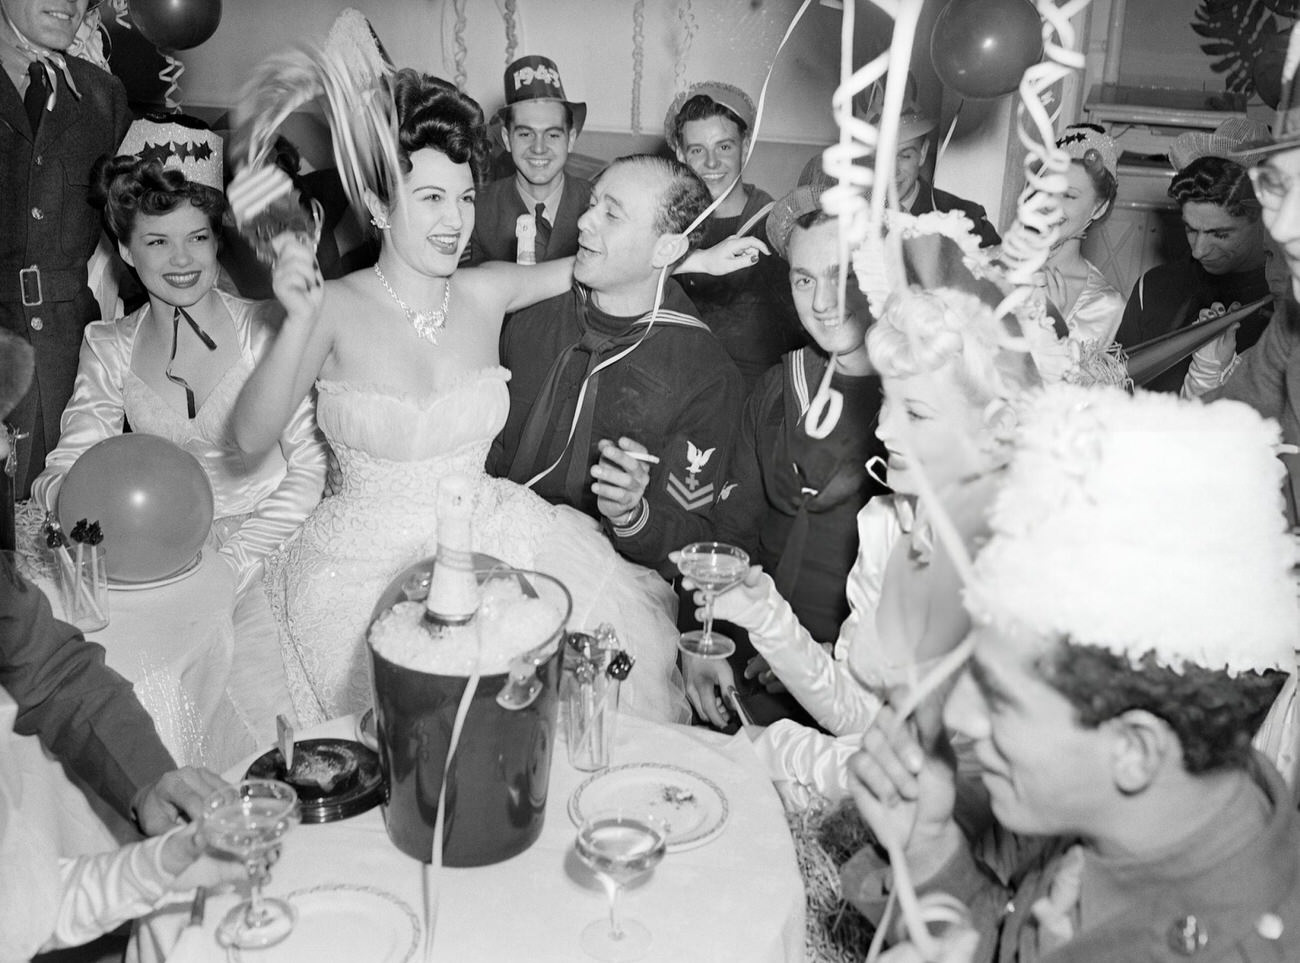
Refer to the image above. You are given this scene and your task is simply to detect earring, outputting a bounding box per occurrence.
[371,214,390,231]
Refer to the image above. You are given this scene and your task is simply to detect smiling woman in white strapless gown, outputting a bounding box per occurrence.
[233,71,692,728]
[266,369,686,725]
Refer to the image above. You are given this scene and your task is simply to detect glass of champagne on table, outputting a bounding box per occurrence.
[676,541,749,659]
[574,809,669,962]
[201,779,300,948]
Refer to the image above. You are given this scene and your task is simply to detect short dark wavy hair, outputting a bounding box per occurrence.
[385,68,490,200]
[605,154,711,251]
[1037,640,1285,774]
[92,155,227,243]
[671,93,749,146]
[1169,155,1261,221]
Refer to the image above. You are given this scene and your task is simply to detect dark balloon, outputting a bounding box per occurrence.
[127,0,222,51]
[103,15,169,108]
[931,0,1044,100]
[58,435,214,583]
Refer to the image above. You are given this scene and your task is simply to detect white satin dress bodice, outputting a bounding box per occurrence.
[266,368,686,726]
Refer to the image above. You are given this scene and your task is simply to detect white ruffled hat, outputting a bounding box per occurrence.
[967,385,1298,676]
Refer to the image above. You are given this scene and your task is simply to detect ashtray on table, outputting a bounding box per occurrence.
[245,738,384,823]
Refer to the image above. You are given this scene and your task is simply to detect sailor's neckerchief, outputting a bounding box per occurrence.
[508,284,707,496]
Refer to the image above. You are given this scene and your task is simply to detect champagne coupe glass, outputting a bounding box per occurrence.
[574,809,668,962]
[201,779,300,949]
[676,541,749,659]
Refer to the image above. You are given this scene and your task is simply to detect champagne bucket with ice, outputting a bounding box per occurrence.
[366,554,572,867]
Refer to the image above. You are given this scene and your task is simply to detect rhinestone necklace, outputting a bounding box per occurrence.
[373,264,450,345]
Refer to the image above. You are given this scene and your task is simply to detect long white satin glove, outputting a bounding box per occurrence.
[700,568,882,735]
[751,720,864,809]
[44,825,239,952]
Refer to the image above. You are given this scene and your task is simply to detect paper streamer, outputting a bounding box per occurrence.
[674,0,698,95]
[630,0,646,133]
[502,0,519,66]
[803,0,926,441]
[452,0,469,92]
[159,51,184,112]
[828,3,1095,959]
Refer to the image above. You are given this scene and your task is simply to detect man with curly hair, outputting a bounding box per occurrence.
[840,385,1300,962]
[492,154,745,575]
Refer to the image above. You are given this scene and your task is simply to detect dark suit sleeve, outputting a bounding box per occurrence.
[1114,274,1149,349]
[0,555,175,820]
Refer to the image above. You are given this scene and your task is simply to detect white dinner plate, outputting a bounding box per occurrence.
[568,762,729,851]
[231,884,420,962]
[108,550,202,591]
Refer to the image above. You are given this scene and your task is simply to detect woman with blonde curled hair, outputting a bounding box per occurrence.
[684,258,1067,806]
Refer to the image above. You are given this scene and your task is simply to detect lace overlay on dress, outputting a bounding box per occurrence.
[265,369,686,726]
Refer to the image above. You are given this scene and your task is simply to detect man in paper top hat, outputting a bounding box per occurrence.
[840,384,1300,962]
[1200,24,1300,527]
[467,54,592,266]
[855,80,1001,249]
[0,0,131,501]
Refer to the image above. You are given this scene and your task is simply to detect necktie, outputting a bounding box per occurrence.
[23,62,46,134]
[534,202,552,263]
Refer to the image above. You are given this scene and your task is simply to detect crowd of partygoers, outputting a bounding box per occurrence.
[2,1,1299,961]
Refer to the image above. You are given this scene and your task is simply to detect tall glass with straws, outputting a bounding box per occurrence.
[675,541,749,659]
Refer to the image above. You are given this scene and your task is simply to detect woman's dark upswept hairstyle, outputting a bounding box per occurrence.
[1169,155,1261,221]
[381,69,490,204]
[1039,640,1286,774]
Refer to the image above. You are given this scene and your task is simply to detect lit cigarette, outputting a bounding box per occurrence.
[624,451,660,464]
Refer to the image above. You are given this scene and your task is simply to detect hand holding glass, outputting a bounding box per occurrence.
[574,810,668,961]
[201,779,300,949]
[676,541,749,659]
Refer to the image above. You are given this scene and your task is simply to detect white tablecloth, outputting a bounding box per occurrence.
[131,712,806,963]
[18,527,287,773]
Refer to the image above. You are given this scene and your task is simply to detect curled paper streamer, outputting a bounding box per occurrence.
[502,0,519,66]
[806,0,926,441]
[822,3,1097,960]
[159,51,183,112]
[994,0,1094,320]
[631,0,646,133]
